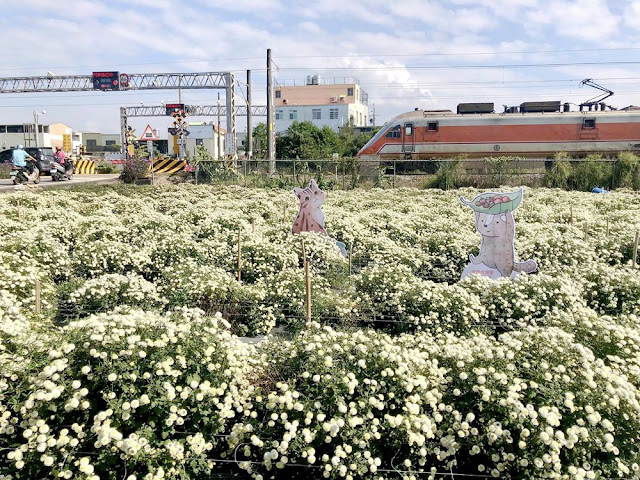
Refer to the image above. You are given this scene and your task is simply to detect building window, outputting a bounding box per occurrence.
[347,88,354,96]
[196,138,203,146]
[290,110,297,120]
[276,110,284,120]
[0,126,5,133]
[427,121,439,131]
[583,118,596,129]
[86,139,97,148]
[275,90,281,98]
[329,108,338,120]
[385,125,401,138]
[312,109,321,120]
[105,140,116,146]
[7,125,24,133]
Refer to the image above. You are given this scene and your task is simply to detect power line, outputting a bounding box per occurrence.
[274,46,640,58]
[4,45,639,72]
[270,60,640,71]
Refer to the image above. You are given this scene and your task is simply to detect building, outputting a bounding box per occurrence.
[82,132,121,151]
[0,123,52,150]
[274,75,369,133]
[168,122,226,158]
[49,123,83,153]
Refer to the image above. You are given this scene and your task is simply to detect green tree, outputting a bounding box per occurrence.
[277,121,327,159]
[242,123,268,158]
[337,126,379,157]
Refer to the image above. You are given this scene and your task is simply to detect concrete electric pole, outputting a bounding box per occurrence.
[267,48,275,173]
[247,69,252,160]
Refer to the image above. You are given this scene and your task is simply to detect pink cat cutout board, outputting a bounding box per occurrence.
[292,179,347,256]
[459,187,537,279]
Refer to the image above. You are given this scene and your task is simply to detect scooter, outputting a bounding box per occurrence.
[10,162,40,185]
[51,160,73,181]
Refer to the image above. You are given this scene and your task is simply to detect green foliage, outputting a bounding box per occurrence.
[119,157,149,184]
[95,160,118,174]
[613,151,640,189]
[0,163,11,179]
[545,152,573,188]
[429,158,466,189]
[571,153,612,191]
[244,123,268,159]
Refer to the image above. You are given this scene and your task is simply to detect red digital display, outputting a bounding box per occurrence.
[92,72,120,90]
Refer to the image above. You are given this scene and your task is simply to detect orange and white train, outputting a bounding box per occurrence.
[356,101,640,160]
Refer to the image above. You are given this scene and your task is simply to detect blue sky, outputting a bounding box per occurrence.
[1,0,640,137]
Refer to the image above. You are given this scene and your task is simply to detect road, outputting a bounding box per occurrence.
[0,174,120,193]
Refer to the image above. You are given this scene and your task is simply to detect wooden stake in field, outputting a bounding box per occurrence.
[251,218,256,233]
[583,222,588,241]
[570,205,574,224]
[237,229,242,282]
[348,243,353,276]
[633,231,639,270]
[17,200,23,222]
[301,239,311,326]
[606,217,610,237]
[283,205,287,225]
[35,279,41,314]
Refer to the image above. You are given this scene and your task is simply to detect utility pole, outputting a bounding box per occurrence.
[247,70,252,160]
[217,93,222,160]
[267,48,275,173]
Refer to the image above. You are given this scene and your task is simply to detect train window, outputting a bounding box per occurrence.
[385,125,401,138]
[427,121,439,132]
[405,124,413,136]
[583,118,596,129]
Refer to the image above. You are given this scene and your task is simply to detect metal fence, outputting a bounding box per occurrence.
[190,156,620,190]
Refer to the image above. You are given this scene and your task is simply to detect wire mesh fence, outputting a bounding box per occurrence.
[187,156,623,190]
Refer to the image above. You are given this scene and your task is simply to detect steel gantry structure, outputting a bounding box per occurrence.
[0,71,238,156]
[119,104,266,159]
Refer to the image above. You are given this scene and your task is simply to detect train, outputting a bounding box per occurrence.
[356,101,640,160]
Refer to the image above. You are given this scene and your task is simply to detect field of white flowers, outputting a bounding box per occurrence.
[1,184,640,480]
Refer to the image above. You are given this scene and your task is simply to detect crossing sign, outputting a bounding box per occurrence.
[139,124,159,142]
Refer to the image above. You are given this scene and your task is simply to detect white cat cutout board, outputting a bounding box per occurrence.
[459,187,537,280]
[292,179,347,257]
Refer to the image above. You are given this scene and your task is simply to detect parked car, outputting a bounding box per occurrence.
[0,147,54,175]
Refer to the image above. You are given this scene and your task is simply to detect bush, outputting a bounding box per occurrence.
[571,154,612,191]
[545,152,573,188]
[120,157,149,183]
[613,151,640,189]
[95,160,118,174]
[0,163,11,179]
[430,158,466,189]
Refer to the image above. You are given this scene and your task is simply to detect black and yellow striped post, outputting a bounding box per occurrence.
[151,158,186,174]
[74,159,96,174]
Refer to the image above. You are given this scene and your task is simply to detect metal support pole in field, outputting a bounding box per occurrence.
[247,70,252,161]
[237,229,242,282]
[570,205,574,224]
[35,280,41,314]
[267,48,275,174]
[634,231,639,269]
[217,93,222,160]
[349,243,353,276]
[606,217,610,236]
[302,239,311,326]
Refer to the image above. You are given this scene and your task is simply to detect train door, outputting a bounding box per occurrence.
[402,122,415,155]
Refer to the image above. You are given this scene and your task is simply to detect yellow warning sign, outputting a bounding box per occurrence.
[63,134,72,152]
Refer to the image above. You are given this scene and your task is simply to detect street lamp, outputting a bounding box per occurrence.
[33,110,46,148]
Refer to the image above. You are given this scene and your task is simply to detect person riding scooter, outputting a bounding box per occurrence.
[12,145,37,174]
[54,146,72,173]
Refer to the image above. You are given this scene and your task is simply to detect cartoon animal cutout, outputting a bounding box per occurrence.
[292,179,328,235]
[460,188,537,279]
[292,179,347,256]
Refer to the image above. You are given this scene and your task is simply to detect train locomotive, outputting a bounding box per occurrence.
[357,100,640,160]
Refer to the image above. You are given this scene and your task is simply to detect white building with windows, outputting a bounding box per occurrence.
[274,76,369,133]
